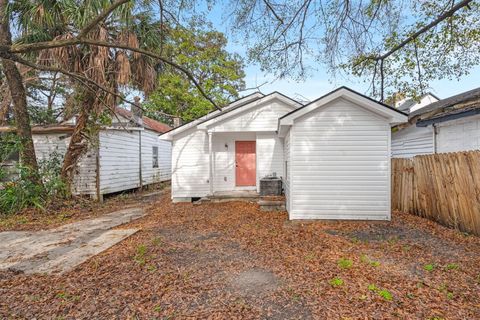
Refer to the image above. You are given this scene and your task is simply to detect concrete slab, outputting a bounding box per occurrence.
[0,207,145,274]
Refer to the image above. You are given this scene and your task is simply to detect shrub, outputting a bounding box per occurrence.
[0,137,67,214]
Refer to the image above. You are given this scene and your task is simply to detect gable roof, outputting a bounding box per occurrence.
[196,91,302,130]
[278,87,407,137]
[114,107,171,134]
[159,92,265,138]
[280,86,407,120]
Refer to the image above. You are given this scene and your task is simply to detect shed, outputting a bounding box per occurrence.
[1,107,172,200]
[161,87,407,220]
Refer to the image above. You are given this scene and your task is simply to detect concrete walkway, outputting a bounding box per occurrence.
[0,207,145,274]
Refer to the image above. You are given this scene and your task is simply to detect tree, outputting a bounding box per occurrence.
[225,0,480,101]
[0,0,225,195]
[0,0,41,186]
[144,24,245,125]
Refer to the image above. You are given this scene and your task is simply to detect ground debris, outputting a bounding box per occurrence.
[1,192,479,319]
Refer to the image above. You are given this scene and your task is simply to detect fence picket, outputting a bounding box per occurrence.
[392,151,480,236]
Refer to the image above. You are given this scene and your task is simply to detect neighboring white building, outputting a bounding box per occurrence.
[394,93,440,114]
[392,87,480,158]
[161,87,407,220]
[2,107,172,200]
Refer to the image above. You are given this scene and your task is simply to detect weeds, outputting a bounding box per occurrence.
[329,277,344,288]
[337,258,353,269]
[134,244,148,265]
[424,264,436,272]
[445,263,459,271]
[367,284,393,301]
[0,137,67,215]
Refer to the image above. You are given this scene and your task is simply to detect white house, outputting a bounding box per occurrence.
[392,87,480,158]
[1,106,172,200]
[161,87,407,220]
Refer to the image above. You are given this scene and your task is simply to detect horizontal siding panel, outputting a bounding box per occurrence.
[290,98,390,220]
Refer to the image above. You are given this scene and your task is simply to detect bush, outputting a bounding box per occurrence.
[0,135,67,214]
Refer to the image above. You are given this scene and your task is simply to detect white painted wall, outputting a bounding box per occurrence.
[99,129,141,194]
[392,125,434,158]
[436,114,480,153]
[33,133,96,196]
[171,128,210,198]
[140,130,172,185]
[289,98,390,220]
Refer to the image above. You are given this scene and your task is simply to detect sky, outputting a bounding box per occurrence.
[204,4,480,103]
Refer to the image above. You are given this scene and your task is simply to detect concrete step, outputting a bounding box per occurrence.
[258,199,286,212]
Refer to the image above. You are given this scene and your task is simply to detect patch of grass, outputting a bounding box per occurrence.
[424,264,436,272]
[153,305,162,312]
[367,284,393,301]
[134,244,147,266]
[367,284,377,291]
[378,289,393,301]
[337,258,353,269]
[402,245,411,252]
[406,292,415,299]
[445,263,459,271]
[329,277,344,288]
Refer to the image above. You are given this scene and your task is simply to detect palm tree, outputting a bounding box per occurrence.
[11,0,163,188]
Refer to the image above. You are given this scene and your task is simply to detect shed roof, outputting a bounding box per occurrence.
[410,87,480,117]
[114,107,171,133]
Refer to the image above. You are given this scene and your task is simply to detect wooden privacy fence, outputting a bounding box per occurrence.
[392,151,480,236]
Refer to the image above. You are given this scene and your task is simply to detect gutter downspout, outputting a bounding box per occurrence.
[139,130,143,190]
[95,131,102,202]
[208,131,213,196]
[433,124,438,154]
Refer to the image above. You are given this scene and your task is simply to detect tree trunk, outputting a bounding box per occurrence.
[61,91,96,191]
[0,0,42,184]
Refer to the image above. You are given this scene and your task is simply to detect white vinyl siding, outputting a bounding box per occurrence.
[158,139,172,182]
[256,132,284,192]
[208,101,294,132]
[436,114,480,153]
[289,98,390,220]
[171,128,210,198]
[392,125,434,158]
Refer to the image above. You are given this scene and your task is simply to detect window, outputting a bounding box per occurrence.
[152,146,159,168]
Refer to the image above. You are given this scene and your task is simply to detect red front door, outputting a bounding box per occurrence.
[235,141,256,186]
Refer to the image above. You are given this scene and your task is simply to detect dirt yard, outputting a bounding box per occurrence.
[1,192,479,319]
